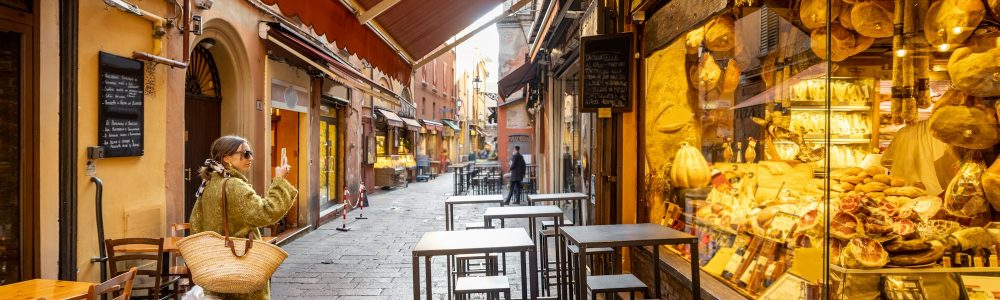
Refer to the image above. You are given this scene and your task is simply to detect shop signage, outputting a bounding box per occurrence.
[98,52,144,157]
[580,32,634,113]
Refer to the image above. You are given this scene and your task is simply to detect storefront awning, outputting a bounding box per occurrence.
[498,62,538,98]
[376,109,404,127]
[400,117,422,131]
[260,1,412,83]
[441,119,461,131]
[261,0,504,65]
[421,119,444,132]
[265,23,400,99]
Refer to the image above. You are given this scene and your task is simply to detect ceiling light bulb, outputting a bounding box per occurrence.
[938,44,950,52]
[953,27,963,34]
[895,49,907,57]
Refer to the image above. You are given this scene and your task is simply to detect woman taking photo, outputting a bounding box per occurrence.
[189,135,298,300]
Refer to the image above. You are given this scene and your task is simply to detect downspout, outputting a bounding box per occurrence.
[183,0,191,62]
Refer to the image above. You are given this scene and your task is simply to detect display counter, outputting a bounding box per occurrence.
[374,155,415,188]
[636,0,1000,298]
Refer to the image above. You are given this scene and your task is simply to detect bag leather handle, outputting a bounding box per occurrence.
[220,178,254,257]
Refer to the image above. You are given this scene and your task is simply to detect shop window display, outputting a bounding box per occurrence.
[643,1,1000,299]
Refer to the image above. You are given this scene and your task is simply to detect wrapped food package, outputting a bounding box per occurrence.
[852,0,894,38]
[685,26,705,54]
[704,14,735,52]
[801,0,842,29]
[923,0,985,46]
[942,151,991,226]
[697,52,722,91]
[983,156,1000,210]
[810,24,874,62]
[948,46,1000,97]
[928,90,1000,149]
[721,60,740,93]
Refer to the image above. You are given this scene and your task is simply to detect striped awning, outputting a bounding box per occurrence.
[376,109,404,127]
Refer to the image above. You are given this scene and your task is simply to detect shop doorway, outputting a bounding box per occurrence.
[269,108,300,234]
[184,44,223,219]
[318,103,344,216]
[0,13,36,283]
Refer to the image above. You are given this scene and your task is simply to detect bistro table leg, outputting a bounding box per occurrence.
[554,216,562,300]
[412,255,420,300]
[529,247,539,299]
[691,241,701,300]
[447,254,453,300]
[521,251,528,300]
[425,256,432,300]
[577,245,587,300]
[653,245,661,299]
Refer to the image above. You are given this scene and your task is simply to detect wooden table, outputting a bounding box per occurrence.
[115,236,276,253]
[444,194,505,231]
[483,205,566,299]
[559,223,698,300]
[527,192,589,225]
[411,229,537,300]
[0,279,94,300]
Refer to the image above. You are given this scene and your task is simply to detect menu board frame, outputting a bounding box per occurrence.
[579,32,634,113]
[98,51,145,157]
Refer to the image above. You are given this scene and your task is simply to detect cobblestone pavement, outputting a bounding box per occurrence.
[271,173,536,300]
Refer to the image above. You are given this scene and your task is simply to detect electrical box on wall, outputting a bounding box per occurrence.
[88,146,105,159]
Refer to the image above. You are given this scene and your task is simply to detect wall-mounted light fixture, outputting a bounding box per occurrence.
[192,15,204,35]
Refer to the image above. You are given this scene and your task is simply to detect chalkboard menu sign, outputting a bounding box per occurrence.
[98,52,144,157]
[580,32,634,112]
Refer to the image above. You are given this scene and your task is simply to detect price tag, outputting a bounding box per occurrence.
[598,107,611,118]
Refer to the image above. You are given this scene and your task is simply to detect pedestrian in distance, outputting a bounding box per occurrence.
[189,135,298,300]
[504,145,527,205]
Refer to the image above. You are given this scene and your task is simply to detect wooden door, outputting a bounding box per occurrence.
[0,14,36,283]
[183,44,222,219]
[593,115,620,226]
[184,96,221,219]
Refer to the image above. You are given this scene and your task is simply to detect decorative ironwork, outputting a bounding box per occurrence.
[185,44,222,98]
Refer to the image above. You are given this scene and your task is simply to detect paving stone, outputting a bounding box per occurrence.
[272,173,549,299]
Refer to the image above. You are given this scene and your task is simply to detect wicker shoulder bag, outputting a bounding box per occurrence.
[177,179,289,294]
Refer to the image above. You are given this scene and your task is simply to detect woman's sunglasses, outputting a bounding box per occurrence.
[242,150,253,159]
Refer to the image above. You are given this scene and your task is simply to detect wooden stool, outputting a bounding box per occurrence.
[541,219,574,229]
[455,253,500,277]
[587,274,647,300]
[565,245,615,298]
[465,222,487,230]
[454,276,511,300]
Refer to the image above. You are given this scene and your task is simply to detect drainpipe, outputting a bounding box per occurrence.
[88,176,107,283]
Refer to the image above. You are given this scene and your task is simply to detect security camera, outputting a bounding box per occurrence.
[103,0,142,16]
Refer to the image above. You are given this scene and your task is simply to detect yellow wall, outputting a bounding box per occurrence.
[72,0,271,282]
[75,0,173,282]
[38,0,60,278]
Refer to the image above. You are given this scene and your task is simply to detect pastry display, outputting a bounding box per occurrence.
[789,78,872,104]
[789,111,871,137]
[643,1,1000,299]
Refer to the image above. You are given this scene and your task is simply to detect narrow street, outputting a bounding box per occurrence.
[271,175,530,299]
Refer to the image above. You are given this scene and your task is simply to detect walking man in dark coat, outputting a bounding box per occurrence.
[505,146,527,205]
